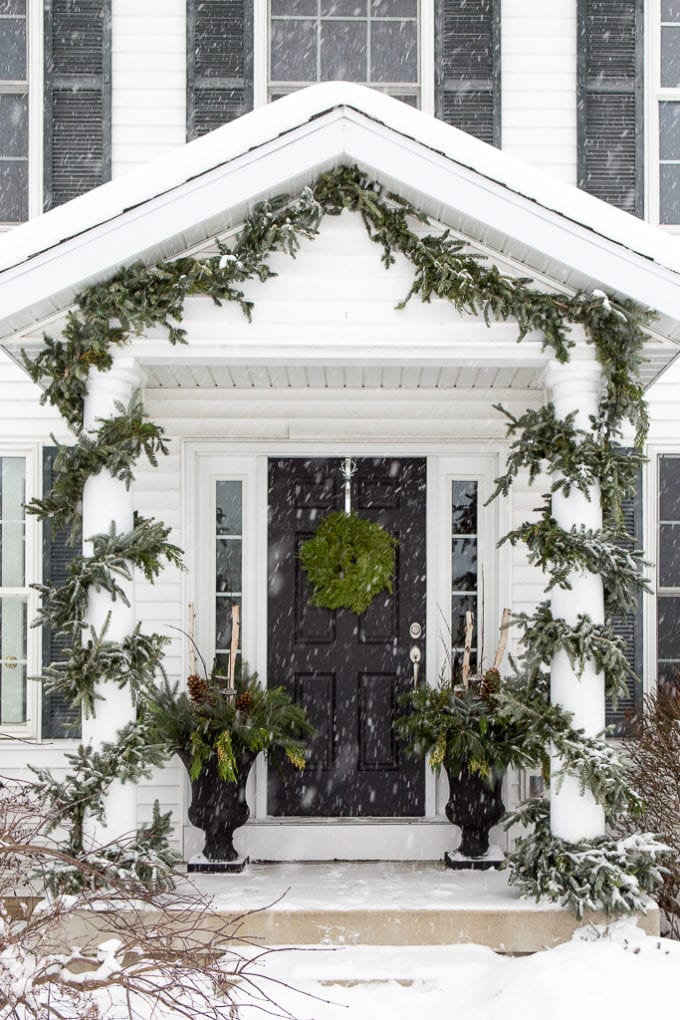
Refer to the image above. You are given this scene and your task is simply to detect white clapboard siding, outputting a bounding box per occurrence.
[502,0,577,185]
[111,0,186,178]
[0,351,72,442]
[645,357,680,442]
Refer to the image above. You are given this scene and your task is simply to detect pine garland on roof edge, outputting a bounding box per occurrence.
[23,165,667,910]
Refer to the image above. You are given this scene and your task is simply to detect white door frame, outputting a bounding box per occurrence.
[183,439,509,860]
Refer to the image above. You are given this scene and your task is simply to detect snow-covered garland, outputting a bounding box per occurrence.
[23,165,665,906]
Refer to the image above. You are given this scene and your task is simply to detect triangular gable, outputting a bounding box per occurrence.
[1,83,680,374]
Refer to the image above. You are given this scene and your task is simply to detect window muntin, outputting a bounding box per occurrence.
[450,479,478,678]
[655,4,680,223]
[0,456,27,724]
[268,0,420,105]
[0,0,28,224]
[214,480,243,675]
[657,455,680,689]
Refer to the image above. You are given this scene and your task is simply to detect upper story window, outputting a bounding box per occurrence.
[652,2,680,223]
[657,455,680,690]
[0,0,28,224]
[268,0,421,106]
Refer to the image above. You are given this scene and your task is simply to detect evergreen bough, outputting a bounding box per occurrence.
[23,165,659,909]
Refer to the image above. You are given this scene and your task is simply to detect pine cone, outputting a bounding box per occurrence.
[480,667,501,703]
[187,674,209,703]
[235,691,254,714]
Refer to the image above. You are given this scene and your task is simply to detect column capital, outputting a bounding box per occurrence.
[87,356,146,399]
[84,357,146,430]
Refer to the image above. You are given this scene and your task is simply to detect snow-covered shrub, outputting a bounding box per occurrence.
[618,688,680,936]
[0,778,294,1019]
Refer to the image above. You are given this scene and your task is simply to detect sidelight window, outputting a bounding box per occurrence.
[214,480,243,676]
[450,478,478,678]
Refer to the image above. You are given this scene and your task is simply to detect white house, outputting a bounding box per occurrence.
[0,3,679,864]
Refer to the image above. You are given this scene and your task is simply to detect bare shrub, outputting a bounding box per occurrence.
[0,778,304,1019]
[620,687,680,937]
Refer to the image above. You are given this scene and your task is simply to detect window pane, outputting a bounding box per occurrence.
[216,480,242,536]
[0,17,26,79]
[452,480,477,534]
[659,524,680,587]
[216,596,241,653]
[0,457,25,586]
[659,456,680,521]
[0,159,27,222]
[0,1,26,15]
[370,19,417,83]
[450,594,477,676]
[320,20,367,80]
[452,536,477,592]
[0,93,27,158]
[372,0,417,15]
[660,164,680,224]
[271,19,317,80]
[271,0,317,13]
[216,540,242,594]
[662,1,680,21]
[658,595,680,658]
[661,26,680,87]
[0,597,26,723]
[660,102,680,161]
[321,0,366,14]
[215,479,243,674]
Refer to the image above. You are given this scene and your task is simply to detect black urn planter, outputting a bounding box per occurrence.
[179,746,259,865]
[444,760,505,862]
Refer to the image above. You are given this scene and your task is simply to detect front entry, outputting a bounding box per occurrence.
[267,457,426,817]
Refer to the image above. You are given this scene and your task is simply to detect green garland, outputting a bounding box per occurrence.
[22,165,659,907]
[299,511,397,615]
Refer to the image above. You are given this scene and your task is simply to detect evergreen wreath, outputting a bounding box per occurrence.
[299,511,397,615]
[22,164,662,910]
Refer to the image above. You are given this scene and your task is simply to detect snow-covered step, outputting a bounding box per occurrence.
[185,861,660,954]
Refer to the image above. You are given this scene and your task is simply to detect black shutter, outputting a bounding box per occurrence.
[41,448,81,740]
[435,0,501,147]
[577,0,644,216]
[607,466,644,731]
[187,0,254,140]
[43,0,112,211]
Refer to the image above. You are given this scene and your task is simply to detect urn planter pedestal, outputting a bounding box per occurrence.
[443,761,505,870]
[179,747,259,873]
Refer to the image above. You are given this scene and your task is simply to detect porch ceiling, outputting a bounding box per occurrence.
[143,362,544,390]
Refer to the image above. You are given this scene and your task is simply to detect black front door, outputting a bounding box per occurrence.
[267,457,426,817]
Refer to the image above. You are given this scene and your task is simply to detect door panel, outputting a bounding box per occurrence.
[267,457,426,817]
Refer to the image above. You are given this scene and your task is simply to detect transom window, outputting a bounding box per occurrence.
[268,0,420,106]
[0,0,28,224]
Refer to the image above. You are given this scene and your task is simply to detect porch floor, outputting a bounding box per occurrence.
[182,861,660,952]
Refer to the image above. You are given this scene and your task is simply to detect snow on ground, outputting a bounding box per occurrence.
[12,920,677,1019]
[235,923,679,1020]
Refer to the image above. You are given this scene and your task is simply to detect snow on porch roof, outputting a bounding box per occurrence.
[2,82,680,367]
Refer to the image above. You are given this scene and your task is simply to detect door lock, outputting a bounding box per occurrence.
[409,622,422,640]
[409,644,422,686]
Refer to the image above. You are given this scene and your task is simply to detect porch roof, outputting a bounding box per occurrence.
[2,83,680,388]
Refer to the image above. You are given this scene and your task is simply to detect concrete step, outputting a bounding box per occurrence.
[187,861,660,953]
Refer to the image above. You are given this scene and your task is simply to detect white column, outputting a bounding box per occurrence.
[544,342,606,842]
[81,357,145,845]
